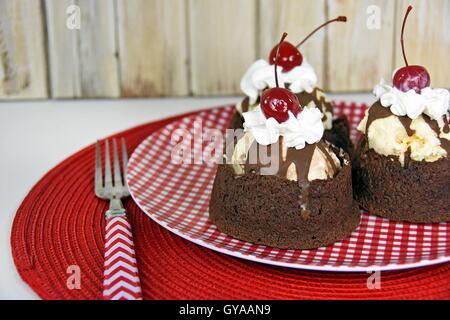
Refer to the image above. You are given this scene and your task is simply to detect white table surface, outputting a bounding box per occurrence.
[0,93,372,299]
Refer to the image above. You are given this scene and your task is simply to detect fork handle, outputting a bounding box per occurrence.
[102,215,143,300]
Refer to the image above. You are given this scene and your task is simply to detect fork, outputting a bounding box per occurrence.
[95,138,142,300]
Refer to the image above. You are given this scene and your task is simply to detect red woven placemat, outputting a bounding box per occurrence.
[11,106,450,300]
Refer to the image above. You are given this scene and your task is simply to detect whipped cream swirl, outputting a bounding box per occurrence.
[240,59,318,104]
[374,78,450,120]
[243,106,324,150]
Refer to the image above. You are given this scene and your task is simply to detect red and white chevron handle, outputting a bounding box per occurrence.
[103,216,142,300]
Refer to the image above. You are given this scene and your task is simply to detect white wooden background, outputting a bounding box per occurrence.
[0,0,448,100]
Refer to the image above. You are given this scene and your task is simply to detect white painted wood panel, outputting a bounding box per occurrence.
[395,0,450,89]
[189,0,257,95]
[327,0,396,91]
[45,0,119,98]
[117,0,189,97]
[0,0,48,99]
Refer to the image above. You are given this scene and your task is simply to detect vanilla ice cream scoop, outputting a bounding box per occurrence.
[358,81,450,166]
[229,131,341,182]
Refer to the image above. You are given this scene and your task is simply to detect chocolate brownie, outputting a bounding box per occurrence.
[209,152,359,249]
[324,116,354,156]
[353,137,450,223]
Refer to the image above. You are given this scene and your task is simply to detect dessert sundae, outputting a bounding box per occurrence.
[353,6,450,223]
[232,16,353,155]
[210,33,359,249]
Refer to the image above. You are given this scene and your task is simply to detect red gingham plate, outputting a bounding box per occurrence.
[126,104,450,272]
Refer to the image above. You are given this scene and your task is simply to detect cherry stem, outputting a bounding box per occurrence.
[274,32,288,88]
[296,16,347,48]
[400,5,413,67]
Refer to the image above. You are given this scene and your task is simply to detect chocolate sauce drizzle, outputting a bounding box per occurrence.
[296,88,333,123]
[277,143,317,182]
[317,141,338,173]
[425,113,450,155]
[242,137,337,217]
[366,101,402,134]
[365,100,450,164]
[240,96,250,113]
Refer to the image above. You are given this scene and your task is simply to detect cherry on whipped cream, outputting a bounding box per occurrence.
[268,41,303,72]
[393,5,430,94]
[268,16,347,72]
[262,32,302,123]
[261,87,301,123]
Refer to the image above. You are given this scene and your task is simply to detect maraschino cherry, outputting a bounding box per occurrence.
[261,33,302,123]
[268,16,347,72]
[393,5,430,93]
[268,41,302,73]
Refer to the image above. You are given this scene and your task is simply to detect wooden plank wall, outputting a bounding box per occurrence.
[189,0,257,95]
[327,0,396,91]
[0,0,448,100]
[117,0,189,97]
[0,0,48,99]
[45,0,119,98]
[394,0,450,87]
